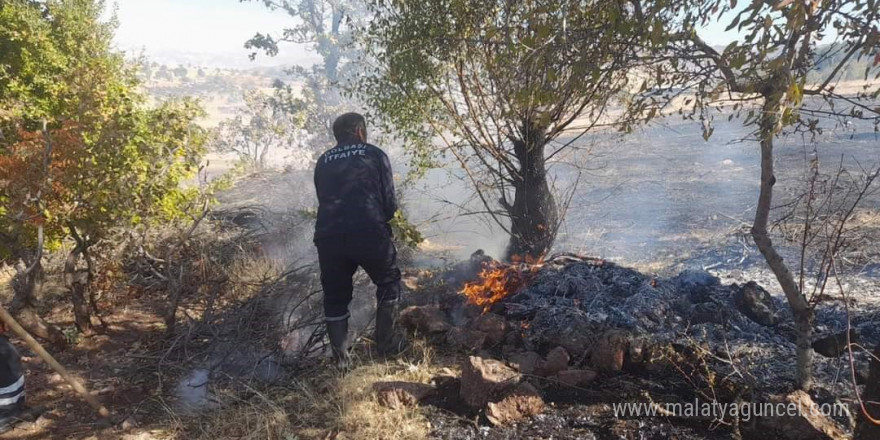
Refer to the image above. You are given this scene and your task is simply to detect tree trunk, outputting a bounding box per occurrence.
[751,93,814,390]
[855,342,880,439]
[505,126,558,260]
[324,6,343,83]
[10,262,66,348]
[64,245,94,336]
[258,144,269,170]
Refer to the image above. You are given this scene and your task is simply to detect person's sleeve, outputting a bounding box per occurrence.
[378,150,397,221]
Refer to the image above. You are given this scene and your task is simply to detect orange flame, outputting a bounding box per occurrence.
[459,255,543,312]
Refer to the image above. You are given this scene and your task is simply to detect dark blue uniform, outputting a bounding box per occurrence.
[314,141,401,321]
[0,336,24,429]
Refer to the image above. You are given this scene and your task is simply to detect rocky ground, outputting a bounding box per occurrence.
[377,251,879,440]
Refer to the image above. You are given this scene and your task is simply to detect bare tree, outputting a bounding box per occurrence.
[637,0,880,389]
[358,0,649,259]
[214,90,307,170]
[242,0,366,149]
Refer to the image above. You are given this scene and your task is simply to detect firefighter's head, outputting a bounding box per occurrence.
[333,112,367,143]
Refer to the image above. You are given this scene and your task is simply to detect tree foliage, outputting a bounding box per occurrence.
[357,0,646,258]
[242,0,367,149]
[213,88,309,170]
[0,0,207,337]
[1,0,207,257]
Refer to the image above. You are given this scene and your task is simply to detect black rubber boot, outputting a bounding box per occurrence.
[375,301,408,357]
[326,319,351,371]
[0,415,17,434]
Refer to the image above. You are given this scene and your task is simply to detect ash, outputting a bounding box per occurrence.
[496,254,879,390]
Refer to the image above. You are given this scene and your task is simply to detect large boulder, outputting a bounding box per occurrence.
[399,305,452,334]
[733,281,779,326]
[486,383,545,426]
[460,356,521,409]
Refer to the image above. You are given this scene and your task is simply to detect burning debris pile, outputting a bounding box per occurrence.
[392,252,879,433]
[453,253,879,380]
[460,254,543,312]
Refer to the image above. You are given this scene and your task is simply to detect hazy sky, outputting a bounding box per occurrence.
[110,0,317,67]
[110,0,739,68]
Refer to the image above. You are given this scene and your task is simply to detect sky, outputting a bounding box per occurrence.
[109,0,739,68]
[109,0,318,68]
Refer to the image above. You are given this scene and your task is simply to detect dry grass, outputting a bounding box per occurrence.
[170,338,447,440]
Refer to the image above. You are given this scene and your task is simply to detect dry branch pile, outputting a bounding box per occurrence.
[392,252,880,437]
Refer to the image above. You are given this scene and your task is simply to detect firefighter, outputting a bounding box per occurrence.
[313,112,406,369]
[0,322,25,433]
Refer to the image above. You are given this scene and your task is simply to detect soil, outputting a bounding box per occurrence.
[1,286,171,439]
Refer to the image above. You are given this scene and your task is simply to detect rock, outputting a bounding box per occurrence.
[623,336,666,372]
[500,326,525,358]
[733,281,779,326]
[508,351,540,375]
[555,369,598,387]
[472,313,507,345]
[760,390,848,440]
[399,305,452,334]
[446,327,488,352]
[460,355,521,409]
[812,329,858,358]
[589,330,630,372]
[402,276,420,291]
[536,346,569,377]
[33,413,52,430]
[121,417,138,430]
[486,383,545,426]
[374,381,435,409]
